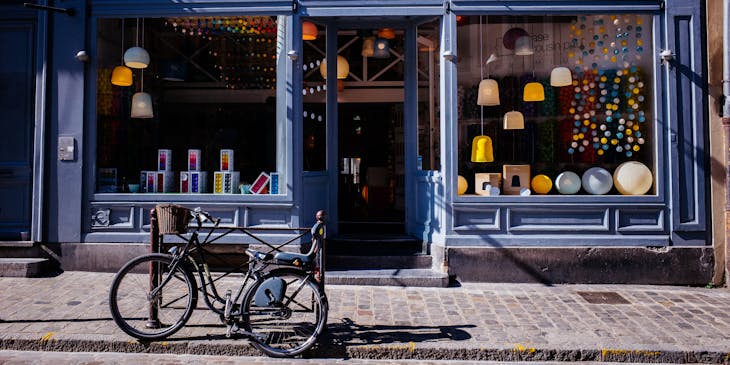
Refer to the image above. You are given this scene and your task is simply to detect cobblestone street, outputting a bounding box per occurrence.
[1,272,730,362]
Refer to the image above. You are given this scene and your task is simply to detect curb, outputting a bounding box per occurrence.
[2,337,730,363]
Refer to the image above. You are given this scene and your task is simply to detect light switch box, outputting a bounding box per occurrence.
[59,136,75,161]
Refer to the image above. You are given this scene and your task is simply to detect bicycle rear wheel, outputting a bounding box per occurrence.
[109,253,198,340]
[242,269,328,357]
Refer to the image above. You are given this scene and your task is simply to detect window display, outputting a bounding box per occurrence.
[457,14,654,196]
[95,16,285,195]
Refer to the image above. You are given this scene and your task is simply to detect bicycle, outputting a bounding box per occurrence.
[108,205,328,358]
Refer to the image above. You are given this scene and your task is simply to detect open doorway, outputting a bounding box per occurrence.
[338,103,405,233]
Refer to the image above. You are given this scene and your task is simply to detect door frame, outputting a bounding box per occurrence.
[320,18,421,236]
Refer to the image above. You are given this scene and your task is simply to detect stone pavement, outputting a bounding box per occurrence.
[1,272,730,363]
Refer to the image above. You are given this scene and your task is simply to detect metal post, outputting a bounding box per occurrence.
[147,208,160,328]
[723,0,730,285]
[315,210,326,292]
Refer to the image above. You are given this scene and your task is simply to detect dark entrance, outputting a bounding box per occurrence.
[338,103,405,234]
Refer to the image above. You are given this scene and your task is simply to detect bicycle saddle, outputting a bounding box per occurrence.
[274,252,314,268]
[245,249,273,261]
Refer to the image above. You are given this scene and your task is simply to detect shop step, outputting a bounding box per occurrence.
[324,268,449,287]
[326,254,432,270]
[0,258,50,277]
[326,234,425,255]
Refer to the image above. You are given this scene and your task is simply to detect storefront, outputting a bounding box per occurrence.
[1,0,719,283]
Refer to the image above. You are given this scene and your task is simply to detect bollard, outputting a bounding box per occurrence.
[314,210,326,291]
[147,208,160,328]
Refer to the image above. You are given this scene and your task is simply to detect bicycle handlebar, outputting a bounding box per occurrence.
[192,207,221,229]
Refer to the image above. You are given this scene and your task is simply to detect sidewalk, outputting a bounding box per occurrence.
[1,271,729,363]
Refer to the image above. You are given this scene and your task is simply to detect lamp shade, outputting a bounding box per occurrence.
[319,55,350,79]
[531,174,553,194]
[514,35,534,56]
[477,79,500,106]
[503,111,525,130]
[581,167,613,195]
[302,21,318,40]
[123,46,150,69]
[503,28,529,50]
[361,36,375,57]
[111,65,133,86]
[378,28,395,39]
[523,82,545,101]
[457,175,468,195]
[550,66,573,87]
[372,38,390,58]
[131,92,154,118]
[470,135,494,162]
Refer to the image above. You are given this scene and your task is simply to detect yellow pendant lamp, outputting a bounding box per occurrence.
[523,81,545,101]
[111,19,133,86]
[319,55,349,79]
[471,16,494,162]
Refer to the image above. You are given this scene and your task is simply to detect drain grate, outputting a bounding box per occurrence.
[577,291,631,304]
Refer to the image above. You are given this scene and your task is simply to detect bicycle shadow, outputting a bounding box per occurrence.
[315,317,475,357]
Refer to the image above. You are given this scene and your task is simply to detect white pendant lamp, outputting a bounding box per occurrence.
[131,69,153,118]
[503,110,525,130]
[131,91,154,118]
[549,28,572,87]
[550,66,573,87]
[124,18,149,69]
[477,79,500,106]
[478,54,500,106]
[514,35,534,56]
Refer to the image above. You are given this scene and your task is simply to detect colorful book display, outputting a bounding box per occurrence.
[214,149,240,194]
[180,149,207,193]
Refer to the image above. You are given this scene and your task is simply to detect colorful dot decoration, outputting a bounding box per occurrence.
[565,14,648,159]
[165,17,279,90]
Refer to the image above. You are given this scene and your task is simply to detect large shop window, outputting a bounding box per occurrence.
[456,15,654,197]
[95,17,285,195]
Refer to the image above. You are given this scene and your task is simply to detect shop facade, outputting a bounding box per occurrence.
[0,0,722,284]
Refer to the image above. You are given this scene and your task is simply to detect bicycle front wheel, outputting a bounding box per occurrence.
[242,269,328,357]
[109,253,198,340]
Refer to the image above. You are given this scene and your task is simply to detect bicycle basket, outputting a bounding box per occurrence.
[155,204,191,234]
[254,277,287,307]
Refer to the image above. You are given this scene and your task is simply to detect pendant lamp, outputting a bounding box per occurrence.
[550,66,572,87]
[111,19,133,86]
[124,18,149,69]
[361,36,375,57]
[471,16,494,162]
[523,81,545,101]
[503,110,524,129]
[131,69,153,118]
[478,54,500,106]
[319,55,350,79]
[378,28,395,40]
[302,21,318,40]
[514,35,533,56]
[372,38,390,58]
[549,27,573,87]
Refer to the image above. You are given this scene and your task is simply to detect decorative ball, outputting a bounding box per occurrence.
[614,161,653,195]
[555,171,581,194]
[531,174,553,194]
[457,175,468,195]
[581,167,614,195]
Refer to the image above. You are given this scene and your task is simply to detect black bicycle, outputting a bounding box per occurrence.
[108,205,328,357]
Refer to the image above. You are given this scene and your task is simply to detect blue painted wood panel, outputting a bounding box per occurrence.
[666,0,707,232]
[0,21,35,240]
[299,0,444,16]
[449,0,661,14]
[91,0,294,17]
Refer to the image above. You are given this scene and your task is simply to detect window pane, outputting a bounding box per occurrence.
[96,16,284,195]
[457,15,654,196]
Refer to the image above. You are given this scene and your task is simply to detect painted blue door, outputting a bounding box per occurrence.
[0,21,35,240]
